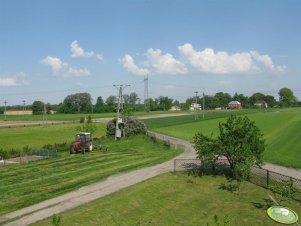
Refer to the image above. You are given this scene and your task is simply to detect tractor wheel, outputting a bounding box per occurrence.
[70,147,75,154]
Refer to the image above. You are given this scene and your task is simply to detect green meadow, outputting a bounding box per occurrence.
[32,173,301,226]
[0,123,106,150]
[145,109,301,168]
[0,135,182,216]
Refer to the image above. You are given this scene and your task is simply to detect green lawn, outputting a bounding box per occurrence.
[0,110,177,122]
[144,109,301,168]
[0,123,106,150]
[31,173,301,226]
[0,135,182,216]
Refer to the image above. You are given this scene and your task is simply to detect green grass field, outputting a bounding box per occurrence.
[0,110,174,122]
[0,135,182,216]
[0,123,106,150]
[144,109,301,168]
[31,173,301,226]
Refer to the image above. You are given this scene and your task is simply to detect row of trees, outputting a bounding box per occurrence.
[0,87,298,114]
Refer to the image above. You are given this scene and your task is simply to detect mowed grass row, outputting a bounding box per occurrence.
[32,173,301,226]
[0,135,182,215]
[0,123,106,150]
[144,110,301,168]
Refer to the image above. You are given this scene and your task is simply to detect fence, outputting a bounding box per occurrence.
[0,149,58,166]
[174,159,301,202]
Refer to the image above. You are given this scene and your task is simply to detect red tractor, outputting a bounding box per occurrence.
[70,132,93,154]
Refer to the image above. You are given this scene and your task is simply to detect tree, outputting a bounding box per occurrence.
[233,93,250,108]
[279,87,295,107]
[214,92,232,108]
[193,115,266,179]
[105,96,117,112]
[61,93,93,113]
[94,96,105,113]
[264,95,276,108]
[32,101,44,115]
[156,96,173,111]
[249,92,266,106]
[129,92,139,107]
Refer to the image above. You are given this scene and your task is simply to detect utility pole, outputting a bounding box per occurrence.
[114,84,130,140]
[194,91,198,120]
[202,92,205,119]
[4,100,7,121]
[43,104,47,124]
[144,74,149,112]
[22,100,26,117]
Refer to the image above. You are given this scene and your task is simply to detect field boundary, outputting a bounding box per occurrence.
[174,158,301,202]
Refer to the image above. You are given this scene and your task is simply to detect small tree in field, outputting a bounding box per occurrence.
[194,115,266,180]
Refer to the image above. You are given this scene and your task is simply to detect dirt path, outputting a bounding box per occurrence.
[0,112,192,127]
[0,133,195,226]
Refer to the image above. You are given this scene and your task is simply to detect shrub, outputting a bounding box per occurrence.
[106,117,147,138]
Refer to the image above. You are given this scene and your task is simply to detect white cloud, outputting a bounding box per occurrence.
[120,43,286,76]
[146,48,187,74]
[40,56,65,73]
[250,51,286,73]
[0,72,30,87]
[41,56,90,77]
[119,54,150,76]
[178,43,256,74]
[0,77,17,86]
[70,40,103,61]
[178,43,286,74]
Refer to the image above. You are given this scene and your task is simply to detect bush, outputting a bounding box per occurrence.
[106,117,147,138]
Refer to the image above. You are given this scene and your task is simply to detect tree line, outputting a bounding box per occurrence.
[0,87,299,115]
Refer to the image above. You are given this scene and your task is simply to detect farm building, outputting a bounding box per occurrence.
[5,110,33,115]
[228,101,241,109]
[170,106,181,111]
[254,100,268,108]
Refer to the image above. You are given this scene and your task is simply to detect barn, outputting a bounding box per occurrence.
[228,101,242,109]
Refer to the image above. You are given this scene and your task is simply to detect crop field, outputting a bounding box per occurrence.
[144,109,301,168]
[32,173,301,226]
[0,135,182,215]
[0,123,106,150]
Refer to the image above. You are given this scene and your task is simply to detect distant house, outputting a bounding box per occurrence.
[254,100,268,108]
[189,103,202,111]
[170,106,181,111]
[228,101,241,109]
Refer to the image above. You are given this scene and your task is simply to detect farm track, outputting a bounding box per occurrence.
[0,112,192,128]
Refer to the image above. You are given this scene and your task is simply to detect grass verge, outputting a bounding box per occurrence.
[31,172,301,226]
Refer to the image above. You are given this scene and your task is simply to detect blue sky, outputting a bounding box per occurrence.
[0,0,300,105]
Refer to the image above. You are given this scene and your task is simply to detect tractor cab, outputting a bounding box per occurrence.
[70,132,93,154]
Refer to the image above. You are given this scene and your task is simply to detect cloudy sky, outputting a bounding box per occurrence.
[0,0,300,105]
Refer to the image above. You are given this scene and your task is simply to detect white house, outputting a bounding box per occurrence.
[189,103,202,111]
